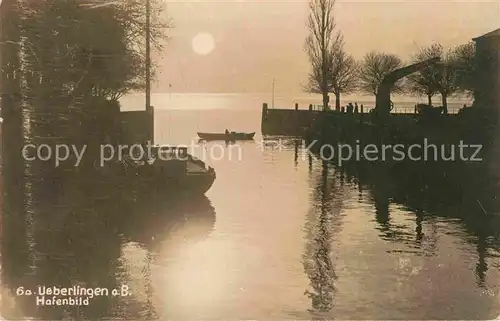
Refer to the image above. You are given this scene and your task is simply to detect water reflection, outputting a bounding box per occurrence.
[476,233,488,288]
[303,161,345,313]
[1,171,216,320]
[336,151,500,291]
[294,139,299,168]
[369,170,421,249]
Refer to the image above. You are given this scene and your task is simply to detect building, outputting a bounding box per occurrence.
[472,28,500,110]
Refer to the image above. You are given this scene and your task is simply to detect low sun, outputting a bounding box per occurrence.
[192,32,215,56]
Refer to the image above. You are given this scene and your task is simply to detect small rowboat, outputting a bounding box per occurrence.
[197,132,255,141]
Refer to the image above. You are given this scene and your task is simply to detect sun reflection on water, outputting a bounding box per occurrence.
[158,238,232,314]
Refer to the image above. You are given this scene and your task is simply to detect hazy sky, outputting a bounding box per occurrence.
[154,0,500,94]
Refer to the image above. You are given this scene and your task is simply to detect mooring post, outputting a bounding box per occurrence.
[261,102,268,133]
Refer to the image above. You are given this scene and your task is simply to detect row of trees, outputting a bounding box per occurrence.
[305,0,476,113]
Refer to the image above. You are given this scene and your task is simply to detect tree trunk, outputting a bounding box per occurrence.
[1,0,30,281]
[1,0,24,210]
[322,92,329,112]
[427,94,432,106]
[335,93,340,111]
[441,93,448,114]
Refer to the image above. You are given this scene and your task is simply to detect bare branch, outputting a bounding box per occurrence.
[304,0,338,110]
[358,51,404,95]
[449,41,475,97]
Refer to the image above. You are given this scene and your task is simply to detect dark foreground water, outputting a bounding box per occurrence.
[2,107,500,320]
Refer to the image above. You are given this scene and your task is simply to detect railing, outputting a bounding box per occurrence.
[310,104,324,111]
[307,104,461,114]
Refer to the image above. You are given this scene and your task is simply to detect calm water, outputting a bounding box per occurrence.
[1,94,500,320]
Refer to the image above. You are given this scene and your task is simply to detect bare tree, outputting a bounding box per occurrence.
[358,51,404,96]
[407,74,437,106]
[429,46,460,114]
[407,43,460,114]
[435,59,459,114]
[305,0,341,111]
[449,42,475,97]
[329,37,358,111]
[408,43,442,106]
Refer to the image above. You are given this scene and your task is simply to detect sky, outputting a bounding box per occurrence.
[153,0,500,95]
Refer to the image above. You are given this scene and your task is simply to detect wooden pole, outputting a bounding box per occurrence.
[272,79,275,109]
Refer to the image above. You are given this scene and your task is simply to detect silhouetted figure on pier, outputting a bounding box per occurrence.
[354,103,359,114]
[360,104,364,114]
[225,129,229,135]
[347,103,354,114]
[341,106,345,113]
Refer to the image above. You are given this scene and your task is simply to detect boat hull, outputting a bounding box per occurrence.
[197,132,255,141]
[129,167,216,197]
[105,157,216,197]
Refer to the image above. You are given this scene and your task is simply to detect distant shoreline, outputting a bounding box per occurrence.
[119,93,470,112]
[123,91,472,103]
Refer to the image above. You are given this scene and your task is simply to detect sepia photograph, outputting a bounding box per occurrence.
[1,0,500,319]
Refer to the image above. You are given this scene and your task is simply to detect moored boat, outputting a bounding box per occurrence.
[109,145,216,196]
[197,132,255,141]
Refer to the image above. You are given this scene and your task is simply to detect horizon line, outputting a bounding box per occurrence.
[128,91,472,101]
